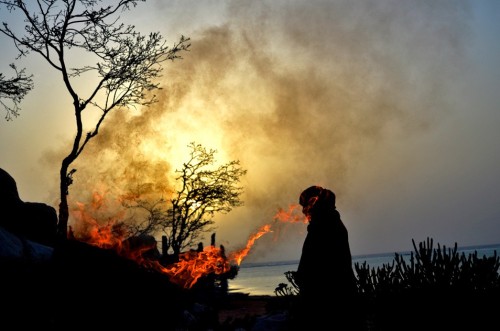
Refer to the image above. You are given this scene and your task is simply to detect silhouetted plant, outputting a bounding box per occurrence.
[277,237,500,330]
[274,271,300,296]
[355,237,500,330]
[354,237,500,296]
[0,64,33,121]
[277,237,500,296]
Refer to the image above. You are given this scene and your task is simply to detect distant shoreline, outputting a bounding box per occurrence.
[240,242,500,268]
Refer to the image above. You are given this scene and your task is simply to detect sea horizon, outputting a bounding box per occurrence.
[238,241,500,268]
[229,242,500,296]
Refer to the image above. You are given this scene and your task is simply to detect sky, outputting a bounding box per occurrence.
[1,0,500,264]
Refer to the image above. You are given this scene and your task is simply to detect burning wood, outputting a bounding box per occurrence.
[157,246,231,288]
[67,199,308,289]
[71,221,270,289]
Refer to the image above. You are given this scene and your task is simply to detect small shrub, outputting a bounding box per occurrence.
[277,237,500,330]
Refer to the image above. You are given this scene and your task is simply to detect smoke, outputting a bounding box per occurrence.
[50,0,471,262]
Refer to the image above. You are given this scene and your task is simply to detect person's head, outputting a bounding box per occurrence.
[299,185,336,220]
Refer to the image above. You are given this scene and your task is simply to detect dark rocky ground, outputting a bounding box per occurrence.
[1,231,290,331]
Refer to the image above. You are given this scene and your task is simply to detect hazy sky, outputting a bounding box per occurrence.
[1,0,499,263]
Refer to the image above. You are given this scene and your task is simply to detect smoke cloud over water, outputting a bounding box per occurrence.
[53,0,473,262]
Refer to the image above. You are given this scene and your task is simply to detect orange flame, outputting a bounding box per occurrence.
[71,200,123,249]
[70,194,305,289]
[156,246,231,289]
[273,204,307,224]
[70,199,154,262]
[229,224,272,266]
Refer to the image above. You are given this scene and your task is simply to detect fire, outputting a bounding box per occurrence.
[70,195,305,289]
[273,204,307,224]
[69,193,141,259]
[156,246,231,289]
[228,224,272,266]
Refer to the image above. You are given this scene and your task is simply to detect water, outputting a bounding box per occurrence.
[228,243,500,296]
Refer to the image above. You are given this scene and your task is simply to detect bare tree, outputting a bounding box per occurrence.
[0,63,34,121]
[122,198,168,238]
[166,142,247,256]
[0,0,190,239]
[122,142,247,258]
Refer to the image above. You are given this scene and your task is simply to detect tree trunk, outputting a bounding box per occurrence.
[57,163,70,239]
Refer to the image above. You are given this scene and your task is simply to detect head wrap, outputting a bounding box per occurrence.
[299,185,336,217]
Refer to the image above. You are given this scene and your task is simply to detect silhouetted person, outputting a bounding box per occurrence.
[292,185,359,330]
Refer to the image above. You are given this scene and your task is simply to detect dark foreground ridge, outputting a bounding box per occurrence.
[1,168,500,330]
